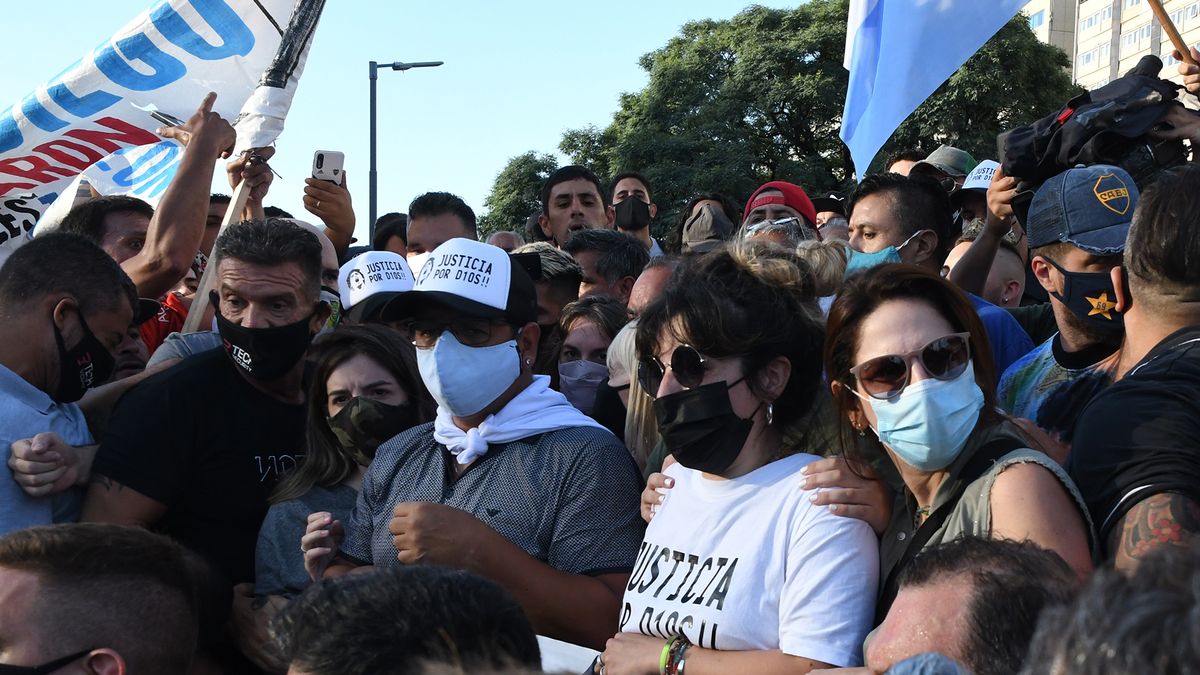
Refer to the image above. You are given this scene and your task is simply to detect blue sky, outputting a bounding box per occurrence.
[2,1,799,242]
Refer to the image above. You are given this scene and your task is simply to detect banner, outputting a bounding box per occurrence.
[0,0,300,265]
[840,0,1025,178]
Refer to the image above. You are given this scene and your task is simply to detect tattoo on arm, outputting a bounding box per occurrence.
[91,475,125,493]
[1110,492,1200,568]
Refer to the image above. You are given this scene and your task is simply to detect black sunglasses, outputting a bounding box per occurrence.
[638,344,718,397]
[848,333,971,400]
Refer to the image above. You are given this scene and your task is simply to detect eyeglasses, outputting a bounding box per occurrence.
[744,217,817,241]
[0,649,93,674]
[400,318,514,349]
[639,344,735,397]
[848,333,971,400]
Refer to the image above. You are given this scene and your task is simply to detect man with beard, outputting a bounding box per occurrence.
[997,166,1132,445]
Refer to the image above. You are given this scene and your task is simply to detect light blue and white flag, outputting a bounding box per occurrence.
[840,0,1025,178]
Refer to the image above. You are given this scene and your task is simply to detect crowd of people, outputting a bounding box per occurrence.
[6,51,1200,675]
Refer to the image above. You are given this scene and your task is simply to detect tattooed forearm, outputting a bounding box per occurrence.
[90,475,124,493]
[1110,492,1200,572]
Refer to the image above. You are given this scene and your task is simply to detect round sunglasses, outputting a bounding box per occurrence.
[848,332,972,400]
[638,344,723,397]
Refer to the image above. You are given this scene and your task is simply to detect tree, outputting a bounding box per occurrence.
[560,1,1080,242]
[478,151,559,239]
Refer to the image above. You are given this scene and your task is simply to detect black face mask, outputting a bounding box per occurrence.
[211,291,318,380]
[614,197,652,231]
[0,649,93,674]
[327,397,417,466]
[654,380,757,475]
[1044,258,1124,335]
[52,311,115,403]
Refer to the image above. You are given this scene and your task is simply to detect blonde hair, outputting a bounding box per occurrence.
[795,239,850,296]
[607,320,659,470]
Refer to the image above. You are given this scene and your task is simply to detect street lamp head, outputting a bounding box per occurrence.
[388,60,444,70]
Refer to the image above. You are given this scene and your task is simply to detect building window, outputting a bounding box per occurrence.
[1030,10,1045,29]
[1124,0,1142,8]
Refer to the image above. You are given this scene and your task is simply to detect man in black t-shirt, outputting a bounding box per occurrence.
[1071,164,1200,571]
[83,218,330,587]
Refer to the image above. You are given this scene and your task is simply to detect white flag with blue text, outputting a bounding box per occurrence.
[0,0,323,264]
[840,0,1026,178]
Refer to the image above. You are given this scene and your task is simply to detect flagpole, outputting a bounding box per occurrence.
[180,178,251,333]
[1148,0,1199,66]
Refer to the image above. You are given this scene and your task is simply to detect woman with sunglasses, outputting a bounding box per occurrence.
[824,264,1092,620]
[596,242,878,675]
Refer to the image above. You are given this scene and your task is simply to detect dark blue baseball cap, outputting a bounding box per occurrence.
[1026,165,1138,254]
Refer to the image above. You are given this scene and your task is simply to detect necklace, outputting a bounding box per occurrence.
[915,504,932,524]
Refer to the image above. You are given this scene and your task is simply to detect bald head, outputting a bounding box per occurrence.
[289,219,340,291]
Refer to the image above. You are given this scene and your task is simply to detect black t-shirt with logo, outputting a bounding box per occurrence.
[1070,326,1200,549]
[93,348,306,586]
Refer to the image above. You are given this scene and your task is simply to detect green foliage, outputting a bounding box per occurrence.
[553,1,1080,241]
[478,151,559,238]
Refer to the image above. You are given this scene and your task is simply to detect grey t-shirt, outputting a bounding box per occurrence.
[146,330,222,368]
[343,422,645,575]
[255,482,359,597]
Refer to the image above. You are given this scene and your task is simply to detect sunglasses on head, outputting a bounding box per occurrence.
[639,344,736,397]
[848,333,971,400]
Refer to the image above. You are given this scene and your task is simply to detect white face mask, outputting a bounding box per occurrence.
[416,332,521,417]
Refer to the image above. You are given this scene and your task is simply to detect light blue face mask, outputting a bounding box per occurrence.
[416,332,521,417]
[851,363,985,471]
[844,230,925,277]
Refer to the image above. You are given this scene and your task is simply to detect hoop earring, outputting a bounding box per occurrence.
[766,402,774,425]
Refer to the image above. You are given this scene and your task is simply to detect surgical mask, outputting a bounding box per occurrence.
[1043,257,1124,335]
[416,332,521,417]
[558,359,608,415]
[51,311,115,403]
[321,285,342,329]
[654,379,756,475]
[211,292,318,381]
[615,197,652,231]
[844,230,924,277]
[327,397,417,466]
[857,364,985,471]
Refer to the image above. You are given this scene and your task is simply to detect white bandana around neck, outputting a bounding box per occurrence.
[433,375,611,465]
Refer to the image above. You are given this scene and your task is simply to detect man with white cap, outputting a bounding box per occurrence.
[303,238,644,651]
[336,251,414,325]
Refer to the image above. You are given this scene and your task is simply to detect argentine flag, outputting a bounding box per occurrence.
[840,0,1026,178]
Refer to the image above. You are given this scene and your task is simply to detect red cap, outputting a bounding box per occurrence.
[742,181,817,226]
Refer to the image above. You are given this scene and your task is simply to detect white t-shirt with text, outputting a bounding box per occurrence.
[619,453,878,667]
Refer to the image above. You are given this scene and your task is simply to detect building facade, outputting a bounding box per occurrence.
[1026,0,1200,89]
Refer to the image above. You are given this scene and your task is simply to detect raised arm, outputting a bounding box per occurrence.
[946,166,1021,296]
[124,93,235,298]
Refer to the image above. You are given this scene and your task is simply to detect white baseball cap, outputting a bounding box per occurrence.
[380,238,538,325]
[337,251,414,323]
[959,159,1000,193]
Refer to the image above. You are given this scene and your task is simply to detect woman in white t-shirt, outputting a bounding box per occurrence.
[595,241,879,675]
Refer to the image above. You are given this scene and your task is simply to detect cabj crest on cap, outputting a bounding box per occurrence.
[1026,164,1139,255]
[381,238,537,325]
[1092,172,1131,215]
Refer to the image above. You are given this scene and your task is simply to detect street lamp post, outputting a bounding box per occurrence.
[369,60,443,243]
